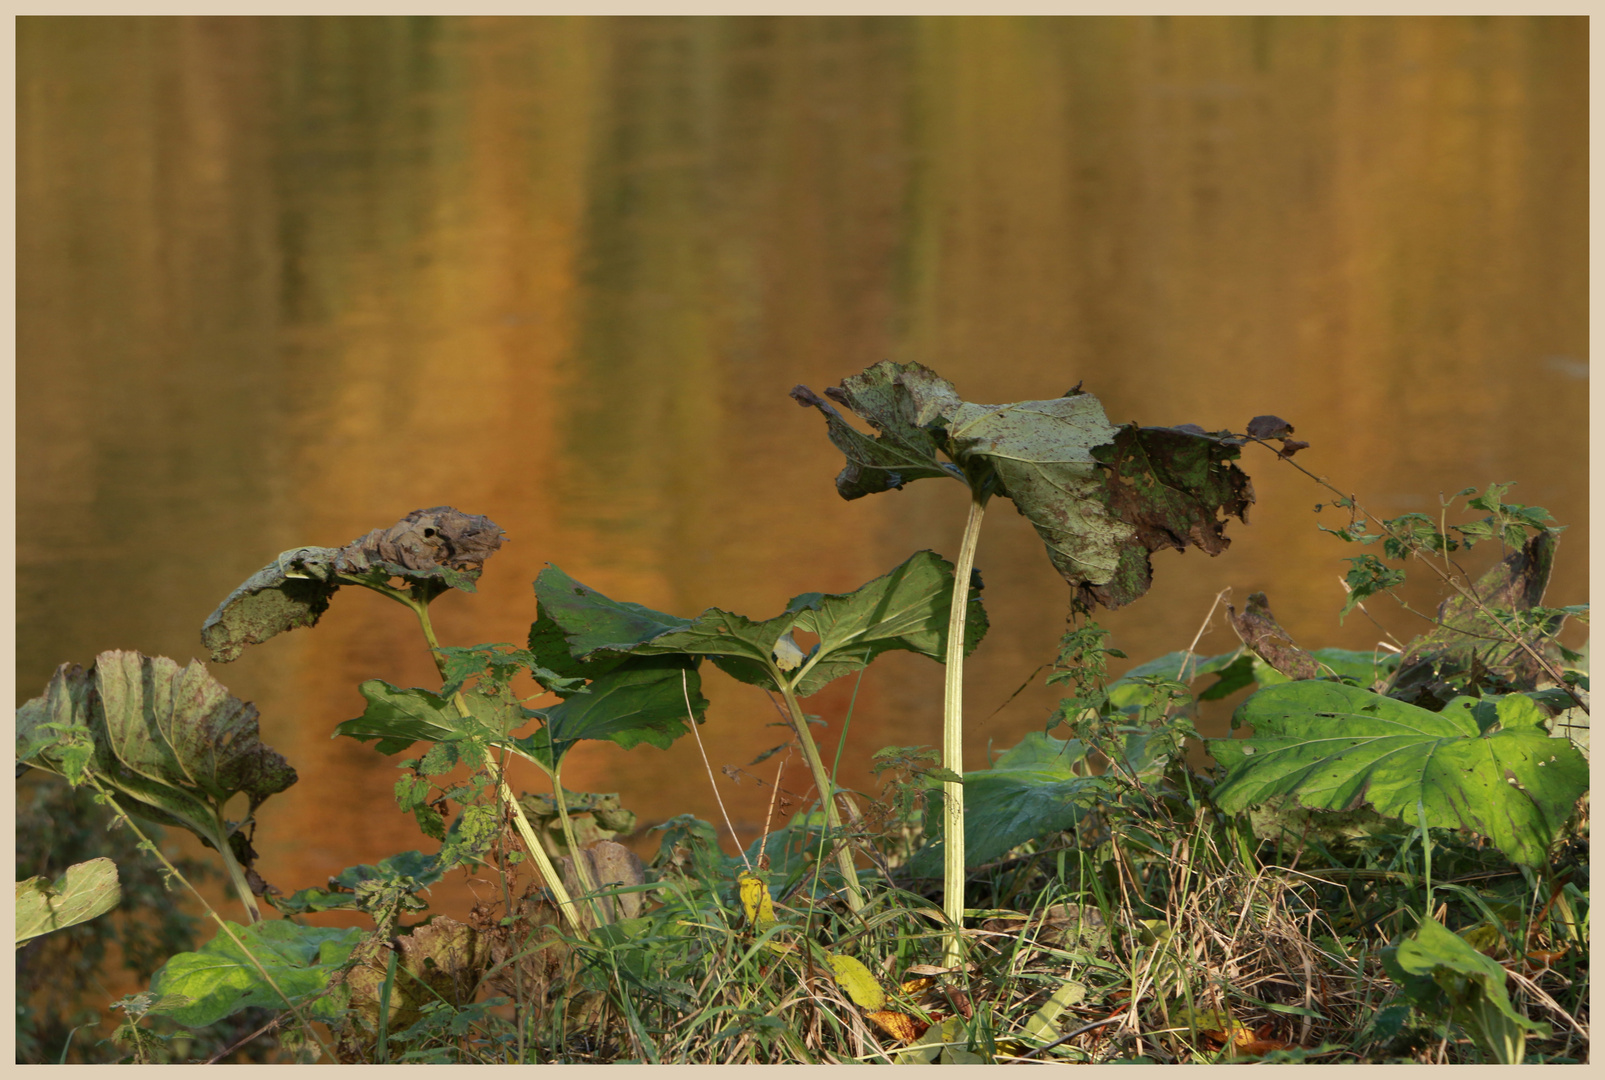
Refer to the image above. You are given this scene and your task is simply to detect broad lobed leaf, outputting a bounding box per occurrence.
[1209,681,1587,866]
[534,550,986,697]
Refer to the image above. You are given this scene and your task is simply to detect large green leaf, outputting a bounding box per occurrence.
[533,550,985,697]
[202,508,506,663]
[1209,682,1588,865]
[525,656,709,763]
[148,919,366,1028]
[787,551,987,697]
[16,857,121,946]
[792,362,1255,610]
[911,731,1106,876]
[16,652,296,854]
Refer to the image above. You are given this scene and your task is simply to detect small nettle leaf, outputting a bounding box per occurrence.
[273,850,443,916]
[793,362,1258,611]
[16,652,296,860]
[15,857,121,946]
[1208,681,1588,866]
[202,507,507,663]
[434,644,585,700]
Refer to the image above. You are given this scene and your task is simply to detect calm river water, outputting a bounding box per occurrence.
[18,16,1587,919]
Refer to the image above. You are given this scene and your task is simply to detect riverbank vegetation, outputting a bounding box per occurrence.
[17,363,1588,1063]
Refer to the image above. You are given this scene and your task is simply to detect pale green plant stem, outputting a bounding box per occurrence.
[776,682,865,912]
[84,777,336,1061]
[210,806,264,924]
[942,494,988,967]
[402,592,589,934]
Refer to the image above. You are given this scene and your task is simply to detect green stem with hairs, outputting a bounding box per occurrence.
[777,681,865,913]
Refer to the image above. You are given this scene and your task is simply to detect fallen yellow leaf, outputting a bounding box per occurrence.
[826,952,886,1011]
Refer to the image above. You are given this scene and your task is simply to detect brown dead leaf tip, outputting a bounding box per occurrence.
[340,507,507,573]
[1246,415,1294,440]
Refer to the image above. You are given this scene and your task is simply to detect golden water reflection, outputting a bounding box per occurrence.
[18,16,1587,921]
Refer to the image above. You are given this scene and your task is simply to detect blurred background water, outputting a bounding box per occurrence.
[17,16,1588,919]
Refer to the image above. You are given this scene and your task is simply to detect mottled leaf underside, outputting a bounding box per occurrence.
[792,362,1257,609]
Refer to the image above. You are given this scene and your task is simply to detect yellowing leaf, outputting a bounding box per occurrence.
[1177,1005,1248,1041]
[826,952,886,1010]
[738,870,777,930]
[867,1009,922,1043]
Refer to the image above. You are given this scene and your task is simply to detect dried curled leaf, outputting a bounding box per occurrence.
[201,507,507,663]
[337,506,507,575]
[1228,592,1320,681]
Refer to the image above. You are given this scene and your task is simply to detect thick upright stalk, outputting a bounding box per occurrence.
[942,494,987,967]
[778,685,865,912]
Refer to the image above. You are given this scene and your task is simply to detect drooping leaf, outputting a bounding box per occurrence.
[912,731,1105,876]
[16,652,296,857]
[1382,916,1548,1064]
[534,551,985,697]
[792,362,1256,610]
[199,550,343,664]
[202,507,507,663]
[1085,423,1254,608]
[16,857,121,946]
[524,656,708,765]
[147,919,366,1028]
[1209,682,1588,865]
[532,565,693,661]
